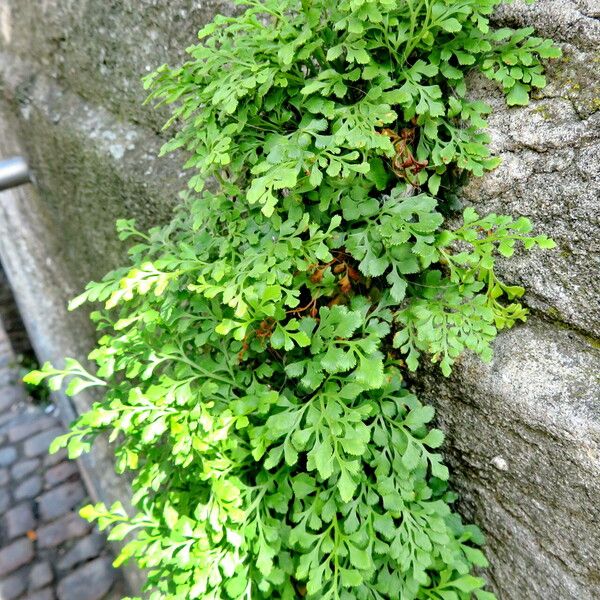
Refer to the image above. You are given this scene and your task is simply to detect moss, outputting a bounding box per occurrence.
[545,306,564,322]
[532,105,552,120]
[586,336,600,350]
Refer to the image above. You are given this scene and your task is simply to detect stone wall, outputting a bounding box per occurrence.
[0,1,598,599]
[415,2,600,598]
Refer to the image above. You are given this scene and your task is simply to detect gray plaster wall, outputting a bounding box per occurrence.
[0,1,598,599]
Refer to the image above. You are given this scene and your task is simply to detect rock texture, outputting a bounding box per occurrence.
[0,0,598,599]
[416,320,600,599]
[412,2,600,599]
[464,0,600,336]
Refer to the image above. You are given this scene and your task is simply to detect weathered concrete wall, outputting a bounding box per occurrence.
[0,1,598,599]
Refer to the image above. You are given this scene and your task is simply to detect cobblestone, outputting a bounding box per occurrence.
[28,562,53,590]
[0,368,15,387]
[56,557,116,600]
[12,459,40,481]
[44,462,78,488]
[0,538,34,576]
[9,417,56,444]
[24,587,55,600]
[43,449,67,468]
[14,475,43,501]
[0,313,126,598]
[0,488,9,513]
[56,533,104,571]
[23,429,64,459]
[37,513,91,548]
[0,446,17,466]
[4,503,36,539]
[38,482,85,522]
[0,572,28,600]
[0,386,22,412]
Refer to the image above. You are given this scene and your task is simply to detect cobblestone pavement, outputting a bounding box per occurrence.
[0,320,126,599]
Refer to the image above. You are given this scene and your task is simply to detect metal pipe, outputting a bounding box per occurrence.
[0,157,30,191]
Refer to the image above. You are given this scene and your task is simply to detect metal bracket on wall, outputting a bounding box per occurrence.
[0,157,30,192]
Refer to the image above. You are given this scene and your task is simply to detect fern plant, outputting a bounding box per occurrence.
[26,1,560,598]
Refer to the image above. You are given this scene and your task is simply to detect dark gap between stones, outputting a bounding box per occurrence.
[0,263,50,405]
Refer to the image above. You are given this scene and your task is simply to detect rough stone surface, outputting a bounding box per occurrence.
[0,369,16,389]
[44,462,78,488]
[0,572,27,600]
[14,474,43,500]
[464,0,600,336]
[23,428,64,458]
[0,0,239,128]
[36,513,91,549]
[37,481,86,522]
[12,458,41,481]
[0,385,22,411]
[9,416,56,443]
[400,2,600,598]
[43,449,67,469]
[0,488,9,513]
[24,588,55,600]
[4,502,36,539]
[56,557,116,600]
[28,562,54,590]
[0,538,34,576]
[56,533,104,571]
[415,319,600,599]
[0,446,17,466]
[0,266,30,356]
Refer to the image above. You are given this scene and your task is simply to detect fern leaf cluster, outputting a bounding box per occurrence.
[26,1,559,598]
